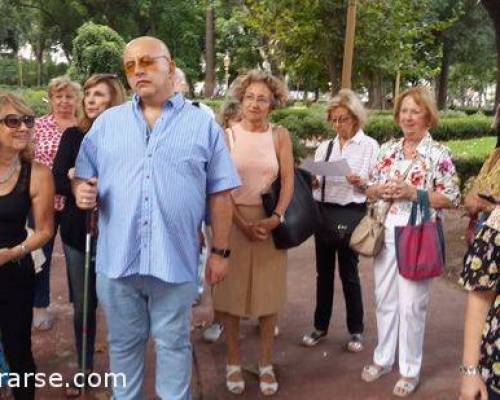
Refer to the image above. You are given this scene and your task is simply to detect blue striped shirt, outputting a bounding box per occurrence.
[75,94,240,283]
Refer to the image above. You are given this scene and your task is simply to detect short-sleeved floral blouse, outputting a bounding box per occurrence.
[459,207,500,393]
[34,114,66,211]
[369,133,461,220]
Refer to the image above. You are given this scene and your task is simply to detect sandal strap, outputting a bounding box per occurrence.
[226,364,242,377]
[259,365,275,377]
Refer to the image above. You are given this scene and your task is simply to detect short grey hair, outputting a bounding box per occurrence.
[173,67,188,94]
[326,89,367,129]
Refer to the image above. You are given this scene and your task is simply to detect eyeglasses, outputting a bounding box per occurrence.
[0,114,35,129]
[124,55,170,75]
[330,115,352,125]
[243,94,271,106]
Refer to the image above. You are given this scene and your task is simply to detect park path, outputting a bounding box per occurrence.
[191,209,468,400]
[30,210,468,400]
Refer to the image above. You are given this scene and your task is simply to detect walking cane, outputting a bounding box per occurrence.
[81,209,95,394]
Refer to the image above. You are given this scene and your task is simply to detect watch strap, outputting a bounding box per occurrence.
[211,247,231,258]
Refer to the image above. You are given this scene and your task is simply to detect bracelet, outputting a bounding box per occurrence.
[458,365,481,376]
[17,243,29,260]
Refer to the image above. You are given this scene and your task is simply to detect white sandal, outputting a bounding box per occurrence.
[361,364,391,382]
[259,365,278,396]
[226,365,245,395]
[393,377,419,397]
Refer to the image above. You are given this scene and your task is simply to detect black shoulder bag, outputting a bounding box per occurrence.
[316,140,366,246]
[261,127,320,249]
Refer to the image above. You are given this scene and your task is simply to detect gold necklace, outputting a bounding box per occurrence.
[0,159,20,184]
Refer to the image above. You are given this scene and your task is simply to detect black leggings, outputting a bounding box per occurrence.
[0,258,36,400]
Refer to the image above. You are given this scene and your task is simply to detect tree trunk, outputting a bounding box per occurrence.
[204,1,216,98]
[314,88,320,102]
[368,72,383,109]
[34,39,44,87]
[327,58,341,95]
[482,0,500,108]
[436,39,451,110]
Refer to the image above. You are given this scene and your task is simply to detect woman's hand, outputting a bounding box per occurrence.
[390,179,417,201]
[346,174,366,190]
[255,216,280,234]
[312,176,320,189]
[459,375,488,400]
[67,167,75,180]
[237,220,266,241]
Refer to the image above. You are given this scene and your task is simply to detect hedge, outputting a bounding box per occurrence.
[269,107,493,143]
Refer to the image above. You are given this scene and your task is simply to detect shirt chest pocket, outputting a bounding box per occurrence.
[155,141,208,180]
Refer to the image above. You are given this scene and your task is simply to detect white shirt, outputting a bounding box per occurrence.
[312,129,379,205]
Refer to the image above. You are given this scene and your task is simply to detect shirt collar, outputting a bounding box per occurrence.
[132,92,185,112]
[334,129,364,145]
[394,131,432,157]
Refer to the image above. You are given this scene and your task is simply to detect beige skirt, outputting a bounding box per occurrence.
[213,205,287,317]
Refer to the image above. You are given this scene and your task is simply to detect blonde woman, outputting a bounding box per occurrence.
[0,92,54,400]
[32,76,81,330]
[362,87,460,397]
[302,89,379,352]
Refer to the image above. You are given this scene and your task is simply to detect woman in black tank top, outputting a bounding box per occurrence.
[0,92,54,400]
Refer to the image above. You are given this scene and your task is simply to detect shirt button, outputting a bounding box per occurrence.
[144,221,148,225]
[146,175,150,179]
[148,153,152,158]
[145,197,149,201]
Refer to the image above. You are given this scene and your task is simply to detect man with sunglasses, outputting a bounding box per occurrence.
[73,36,240,400]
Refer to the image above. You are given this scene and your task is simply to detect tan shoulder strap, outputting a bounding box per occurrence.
[271,124,281,162]
[224,127,235,152]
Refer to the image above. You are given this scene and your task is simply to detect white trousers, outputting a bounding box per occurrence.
[372,225,431,378]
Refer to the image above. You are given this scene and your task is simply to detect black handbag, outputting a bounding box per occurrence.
[262,168,320,249]
[316,140,366,245]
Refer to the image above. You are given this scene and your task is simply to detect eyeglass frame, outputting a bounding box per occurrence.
[123,55,171,75]
[0,114,36,129]
[242,93,273,107]
[328,114,353,125]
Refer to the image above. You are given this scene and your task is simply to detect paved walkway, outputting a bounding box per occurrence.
[28,210,467,400]
[192,236,466,400]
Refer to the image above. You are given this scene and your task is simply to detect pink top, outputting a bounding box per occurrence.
[34,114,65,211]
[230,122,279,206]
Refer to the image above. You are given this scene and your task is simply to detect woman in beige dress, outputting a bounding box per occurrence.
[213,70,294,396]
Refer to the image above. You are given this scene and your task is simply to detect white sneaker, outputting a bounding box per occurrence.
[202,323,223,343]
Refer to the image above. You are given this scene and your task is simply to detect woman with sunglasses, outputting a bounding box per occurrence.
[52,74,127,398]
[32,76,81,331]
[0,92,54,400]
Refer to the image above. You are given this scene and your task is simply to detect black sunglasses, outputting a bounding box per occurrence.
[0,114,36,129]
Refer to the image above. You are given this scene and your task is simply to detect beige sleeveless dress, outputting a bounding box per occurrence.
[213,123,287,317]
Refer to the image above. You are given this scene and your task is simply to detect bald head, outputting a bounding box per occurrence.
[123,36,176,104]
[124,36,171,59]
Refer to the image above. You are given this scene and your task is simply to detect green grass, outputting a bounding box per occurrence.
[444,136,496,160]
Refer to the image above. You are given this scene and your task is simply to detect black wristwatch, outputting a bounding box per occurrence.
[211,247,231,258]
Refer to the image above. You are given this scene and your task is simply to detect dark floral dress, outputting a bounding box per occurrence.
[460,215,500,394]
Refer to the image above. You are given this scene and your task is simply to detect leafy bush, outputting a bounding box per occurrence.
[0,86,49,116]
[450,106,494,117]
[68,22,126,84]
[22,89,49,116]
[203,99,223,113]
[453,157,486,189]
